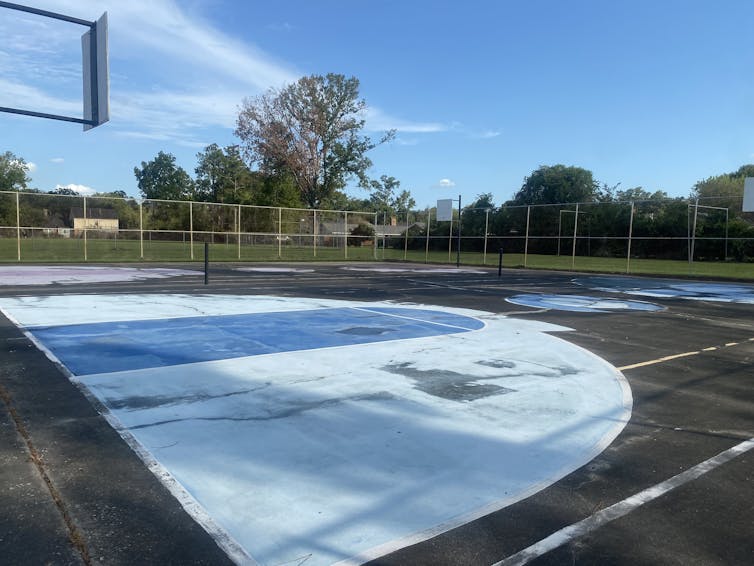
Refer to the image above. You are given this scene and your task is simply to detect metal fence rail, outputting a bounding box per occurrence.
[2,191,753,277]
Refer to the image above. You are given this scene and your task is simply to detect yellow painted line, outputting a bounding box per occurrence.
[619,338,753,372]
[618,351,699,371]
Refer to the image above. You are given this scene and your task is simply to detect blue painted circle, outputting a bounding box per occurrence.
[576,276,754,304]
[506,293,664,313]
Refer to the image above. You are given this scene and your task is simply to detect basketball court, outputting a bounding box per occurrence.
[0,263,751,565]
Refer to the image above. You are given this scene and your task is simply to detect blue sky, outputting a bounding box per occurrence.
[2,0,753,208]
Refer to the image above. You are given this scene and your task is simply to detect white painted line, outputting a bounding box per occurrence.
[702,347,717,352]
[725,342,739,347]
[350,306,486,332]
[491,437,754,566]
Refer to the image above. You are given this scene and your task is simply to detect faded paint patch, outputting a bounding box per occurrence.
[0,265,198,286]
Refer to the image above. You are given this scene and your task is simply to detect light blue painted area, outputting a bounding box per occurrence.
[506,294,663,313]
[0,294,632,566]
[577,276,754,304]
[29,307,484,376]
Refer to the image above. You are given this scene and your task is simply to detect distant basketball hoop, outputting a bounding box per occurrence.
[744,178,754,213]
[0,2,109,131]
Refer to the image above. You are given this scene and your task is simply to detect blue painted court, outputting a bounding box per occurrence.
[30,307,484,375]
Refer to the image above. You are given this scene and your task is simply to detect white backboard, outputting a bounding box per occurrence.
[436,199,454,221]
[743,178,754,212]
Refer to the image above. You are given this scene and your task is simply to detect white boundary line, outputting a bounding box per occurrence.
[491,437,754,566]
[0,305,257,566]
[618,338,753,371]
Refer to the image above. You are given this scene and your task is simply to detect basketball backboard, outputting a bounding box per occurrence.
[0,2,109,131]
[743,178,754,212]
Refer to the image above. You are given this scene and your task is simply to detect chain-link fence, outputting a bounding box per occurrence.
[0,192,378,263]
[2,191,753,276]
[371,198,754,275]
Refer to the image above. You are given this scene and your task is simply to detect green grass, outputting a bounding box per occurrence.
[2,237,753,280]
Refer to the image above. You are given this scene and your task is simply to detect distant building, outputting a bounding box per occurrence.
[69,207,119,234]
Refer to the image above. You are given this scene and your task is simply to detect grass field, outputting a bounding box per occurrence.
[2,236,754,280]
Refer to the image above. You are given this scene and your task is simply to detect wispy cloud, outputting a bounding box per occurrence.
[477,130,501,139]
[5,1,446,145]
[364,107,447,134]
[50,157,65,164]
[437,178,456,188]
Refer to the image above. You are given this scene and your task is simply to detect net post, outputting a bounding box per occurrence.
[15,191,21,262]
[204,242,209,285]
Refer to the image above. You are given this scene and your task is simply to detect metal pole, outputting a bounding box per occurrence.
[690,199,699,265]
[382,210,387,260]
[278,207,282,258]
[139,201,144,259]
[373,212,378,260]
[204,241,209,285]
[313,210,317,258]
[403,208,409,260]
[83,196,88,261]
[15,191,20,261]
[344,211,348,259]
[498,248,503,278]
[557,210,563,256]
[448,213,453,262]
[189,201,194,260]
[626,201,634,274]
[524,206,530,268]
[237,204,241,260]
[725,208,729,261]
[456,194,462,268]
[425,207,431,263]
[571,203,579,270]
[483,208,489,265]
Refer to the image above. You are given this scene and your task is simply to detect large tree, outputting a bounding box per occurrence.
[511,164,601,205]
[0,151,32,192]
[235,73,394,208]
[194,144,254,203]
[134,151,194,200]
[691,164,754,215]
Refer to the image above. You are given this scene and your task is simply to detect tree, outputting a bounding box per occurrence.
[194,144,254,203]
[134,151,194,200]
[691,167,754,215]
[235,73,395,208]
[0,151,32,192]
[511,164,600,205]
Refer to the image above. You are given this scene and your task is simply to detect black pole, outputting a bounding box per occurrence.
[498,247,504,278]
[204,241,209,285]
[456,194,462,268]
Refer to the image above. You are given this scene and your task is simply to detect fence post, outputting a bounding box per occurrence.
[189,201,194,260]
[83,196,88,261]
[313,210,317,258]
[571,203,579,270]
[403,209,409,260]
[483,208,489,265]
[344,211,348,259]
[498,248,503,277]
[524,206,530,268]
[626,201,634,274]
[425,207,431,263]
[689,198,699,266]
[373,212,378,260]
[237,205,242,260]
[139,201,144,259]
[15,191,21,261]
[278,207,282,258]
